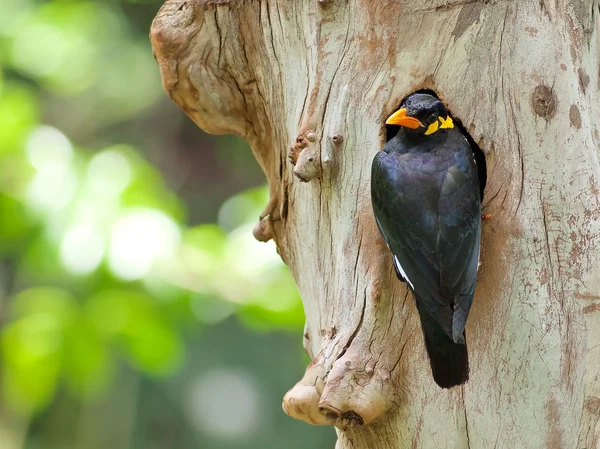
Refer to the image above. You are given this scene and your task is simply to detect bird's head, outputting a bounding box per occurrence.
[386,93,454,136]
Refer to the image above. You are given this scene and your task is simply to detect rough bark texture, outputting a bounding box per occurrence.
[150,1,600,447]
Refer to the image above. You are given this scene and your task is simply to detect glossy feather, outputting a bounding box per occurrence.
[371,118,481,387]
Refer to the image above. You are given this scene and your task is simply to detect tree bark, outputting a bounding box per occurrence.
[150,1,600,447]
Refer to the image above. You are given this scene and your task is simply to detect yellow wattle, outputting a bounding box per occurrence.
[425,121,439,135]
[439,116,454,129]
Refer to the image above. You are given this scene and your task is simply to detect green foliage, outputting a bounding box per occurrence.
[0,83,39,153]
[0,0,304,420]
[2,288,73,413]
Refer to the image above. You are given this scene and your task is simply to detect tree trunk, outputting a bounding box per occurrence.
[150,1,600,447]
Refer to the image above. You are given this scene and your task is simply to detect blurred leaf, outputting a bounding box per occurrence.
[184,224,226,255]
[1,287,77,413]
[0,192,37,254]
[2,320,61,414]
[6,286,77,324]
[212,224,285,301]
[215,135,264,185]
[107,208,181,281]
[122,311,183,374]
[8,2,121,94]
[116,144,185,222]
[218,185,269,231]
[0,0,33,36]
[0,83,39,154]
[92,42,162,121]
[238,301,305,332]
[62,317,112,398]
[238,267,305,331]
[86,290,183,375]
[190,293,236,325]
[19,232,65,283]
[121,180,184,222]
[179,224,227,283]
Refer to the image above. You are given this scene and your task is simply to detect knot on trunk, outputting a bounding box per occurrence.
[252,219,274,242]
[289,131,321,182]
[283,323,401,429]
[251,195,282,243]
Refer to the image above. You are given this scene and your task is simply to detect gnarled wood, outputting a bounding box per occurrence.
[151,1,600,447]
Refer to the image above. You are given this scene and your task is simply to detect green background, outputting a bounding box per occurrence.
[0,1,335,448]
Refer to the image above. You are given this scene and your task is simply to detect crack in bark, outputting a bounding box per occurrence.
[540,189,554,284]
[391,290,412,374]
[353,234,363,282]
[497,9,527,220]
[352,233,363,311]
[391,331,412,375]
[415,0,503,13]
[263,0,281,71]
[462,386,471,449]
[507,87,525,218]
[484,179,503,208]
[497,10,507,152]
[433,38,451,77]
[515,130,525,217]
[317,13,352,184]
[212,8,222,66]
[539,0,551,19]
[336,286,367,362]
[383,289,400,339]
[554,236,566,314]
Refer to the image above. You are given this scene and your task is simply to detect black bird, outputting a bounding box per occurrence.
[371,93,481,388]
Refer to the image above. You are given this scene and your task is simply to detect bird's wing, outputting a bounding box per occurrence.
[436,154,481,340]
[371,146,480,341]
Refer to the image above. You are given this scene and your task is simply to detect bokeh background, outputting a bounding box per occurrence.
[0,1,335,448]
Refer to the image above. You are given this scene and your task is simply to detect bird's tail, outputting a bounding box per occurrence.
[415,301,469,389]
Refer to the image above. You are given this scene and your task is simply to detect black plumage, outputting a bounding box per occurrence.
[371,93,481,388]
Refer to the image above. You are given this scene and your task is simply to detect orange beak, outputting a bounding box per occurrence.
[385,108,423,129]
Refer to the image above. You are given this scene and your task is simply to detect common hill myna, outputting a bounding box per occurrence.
[371,93,481,388]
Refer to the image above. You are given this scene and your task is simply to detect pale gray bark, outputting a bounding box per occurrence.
[151,1,600,447]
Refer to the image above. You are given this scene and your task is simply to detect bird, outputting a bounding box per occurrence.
[371,93,481,389]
